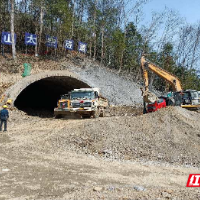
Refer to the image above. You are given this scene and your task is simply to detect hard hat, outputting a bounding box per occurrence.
[3,105,8,108]
[6,99,12,105]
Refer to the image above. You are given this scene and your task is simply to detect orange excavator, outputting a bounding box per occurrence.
[140,55,200,112]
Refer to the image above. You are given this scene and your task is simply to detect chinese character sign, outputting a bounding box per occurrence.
[78,42,87,53]
[64,39,74,50]
[46,35,57,48]
[25,33,37,46]
[1,32,16,45]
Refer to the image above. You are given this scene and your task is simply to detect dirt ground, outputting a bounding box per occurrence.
[0,107,200,200]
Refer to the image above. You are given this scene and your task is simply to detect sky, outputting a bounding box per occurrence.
[142,0,200,24]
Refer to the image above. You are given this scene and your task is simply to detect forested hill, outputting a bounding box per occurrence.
[1,0,200,91]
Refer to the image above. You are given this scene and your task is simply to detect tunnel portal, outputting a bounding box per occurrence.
[14,76,90,117]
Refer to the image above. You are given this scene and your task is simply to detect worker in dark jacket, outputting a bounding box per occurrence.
[0,105,9,132]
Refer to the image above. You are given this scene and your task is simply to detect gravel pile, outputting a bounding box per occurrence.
[64,108,200,167]
[10,106,200,168]
[73,106,199,167]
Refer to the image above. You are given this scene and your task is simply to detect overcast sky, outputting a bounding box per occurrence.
[142,0,200,24]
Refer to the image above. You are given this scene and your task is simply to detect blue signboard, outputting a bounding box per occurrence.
[46,35,57,48]
[64,39,74,50]
[1,32,16,45]
[25,32,37,46]
[78,42,87,53]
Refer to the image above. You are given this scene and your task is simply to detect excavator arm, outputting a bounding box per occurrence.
[140,56,182,104]
[141,56,182,92]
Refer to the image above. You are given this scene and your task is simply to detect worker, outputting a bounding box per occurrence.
[0,105,9,132]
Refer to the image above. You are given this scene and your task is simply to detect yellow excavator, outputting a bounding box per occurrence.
[140,55,200,113]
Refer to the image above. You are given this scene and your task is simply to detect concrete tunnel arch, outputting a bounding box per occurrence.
[4,71,91,116]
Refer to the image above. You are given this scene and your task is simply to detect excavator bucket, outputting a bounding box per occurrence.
[143,90,158,103]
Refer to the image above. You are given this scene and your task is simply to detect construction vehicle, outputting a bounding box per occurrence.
[140,55,200,112]
[54,88,108,118]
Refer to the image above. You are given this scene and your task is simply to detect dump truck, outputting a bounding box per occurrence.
[140,55,200,113]
[54,88,108,118]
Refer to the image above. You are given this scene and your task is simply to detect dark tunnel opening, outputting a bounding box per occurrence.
[14,76,91,117]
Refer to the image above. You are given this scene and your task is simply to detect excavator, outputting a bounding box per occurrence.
[140,55,200,113]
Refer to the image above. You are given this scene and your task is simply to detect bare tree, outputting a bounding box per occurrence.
[176,24,200,69]
[191,25,200,68]
[117,0,148,72]
[38,1,45,53]
[10,0,16,60]
[92,0,98,60]
[100,0,105,66]
[88,0,98,59]
[155,9,182,53]
[71,0,76,38]
[99,0,123,66]
[140,10,167,88]
[141,11,165,52]
[77,0,85,25]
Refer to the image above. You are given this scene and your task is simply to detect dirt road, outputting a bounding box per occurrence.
[0,108,200,199]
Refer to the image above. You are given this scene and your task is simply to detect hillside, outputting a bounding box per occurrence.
[0,56,143,107]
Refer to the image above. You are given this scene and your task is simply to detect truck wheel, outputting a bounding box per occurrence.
[93,109,100,118]
[82,115,90,119]
[55,114,62,119]
[99,109,105,117]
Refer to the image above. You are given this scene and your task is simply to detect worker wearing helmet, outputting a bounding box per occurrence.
[0,105,9,132]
